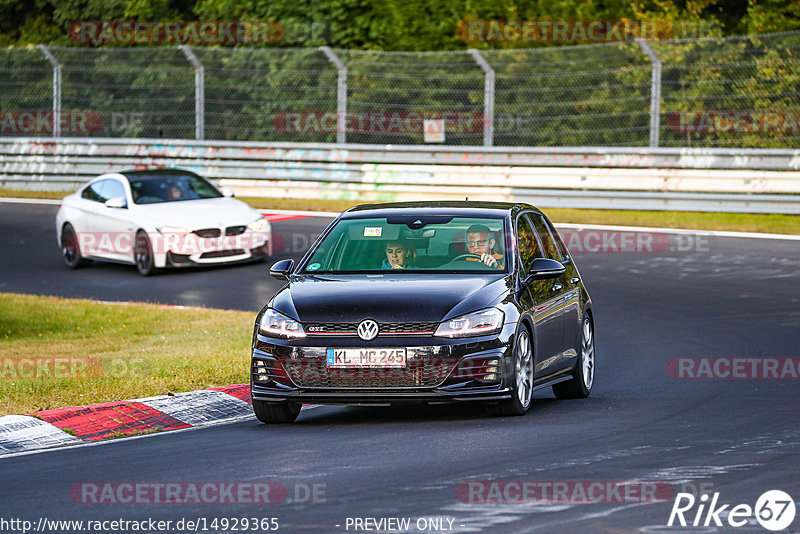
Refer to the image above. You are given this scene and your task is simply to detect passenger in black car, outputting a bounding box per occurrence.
[382,240,416,269]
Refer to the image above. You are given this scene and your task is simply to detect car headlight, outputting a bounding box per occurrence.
[259,309,305,338]
[434,308,504,338]
[247,218,269,231]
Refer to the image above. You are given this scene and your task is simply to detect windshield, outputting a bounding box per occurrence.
[126,173,222,204]
[301,215,508,273]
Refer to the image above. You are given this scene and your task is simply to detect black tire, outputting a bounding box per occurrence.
[134,231,157,276]
[61,223,90,269]
[487,325,534,417]
[253,399,301,424]
[553,313,594,399]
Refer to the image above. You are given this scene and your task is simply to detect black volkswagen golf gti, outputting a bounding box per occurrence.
[250,202,594,423]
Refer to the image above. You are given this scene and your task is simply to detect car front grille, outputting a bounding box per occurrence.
[226,225,246,236]
[305,322,438,337]
[200,249,245,259]
[277,356,459,388]
[194,228,221,238]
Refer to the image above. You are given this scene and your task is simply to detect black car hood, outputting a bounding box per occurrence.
[271,273,511,323]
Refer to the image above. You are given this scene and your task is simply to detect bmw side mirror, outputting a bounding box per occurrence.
[220,187,235,197]
[269,259,295,280]
[526,258,565,281]
[104,197,127,209]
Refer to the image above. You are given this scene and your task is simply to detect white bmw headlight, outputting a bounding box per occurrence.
[247,218,270,231]
[259,309,305,338]
[435,308,504,338]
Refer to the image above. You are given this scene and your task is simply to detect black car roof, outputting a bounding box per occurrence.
[342,200,541,219]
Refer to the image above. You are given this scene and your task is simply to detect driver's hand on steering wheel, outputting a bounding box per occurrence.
[480,253,498,268]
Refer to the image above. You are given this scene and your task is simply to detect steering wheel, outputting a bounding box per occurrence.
[446,252,502,269]
[449,253,483,262]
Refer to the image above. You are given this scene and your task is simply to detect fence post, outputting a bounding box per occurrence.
[468,49,495,147]
[320,46,347,144]
[179,45,204,140]
[36,45,61,138]
[637,39,662,148]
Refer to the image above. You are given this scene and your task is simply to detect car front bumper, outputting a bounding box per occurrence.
[154,228,271,268]
[250,324,517,406]
[250,386,513,405]
[166,244,269,267]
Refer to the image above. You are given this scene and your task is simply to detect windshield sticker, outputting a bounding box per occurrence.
[364,227,383,237]
[307,263,320,271]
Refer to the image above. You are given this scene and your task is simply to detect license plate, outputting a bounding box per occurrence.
[326,348,407,368]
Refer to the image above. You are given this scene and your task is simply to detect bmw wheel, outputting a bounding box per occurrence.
[553,313,594,399]
[487,325,533,417]
[134,231,157,276]
[61,223,89,269]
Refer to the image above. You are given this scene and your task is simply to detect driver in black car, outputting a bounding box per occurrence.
[465,224,504,269]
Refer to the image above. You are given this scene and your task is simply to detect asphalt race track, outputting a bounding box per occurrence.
[1,202,799,533]
[0,203,331,311]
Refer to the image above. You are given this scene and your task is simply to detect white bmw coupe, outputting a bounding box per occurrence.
[56,169,272,275]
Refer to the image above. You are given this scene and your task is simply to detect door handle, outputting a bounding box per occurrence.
[570,277,580,284]
[551,284,563,291]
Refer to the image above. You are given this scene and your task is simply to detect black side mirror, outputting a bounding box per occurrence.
[269,259,295,280]
[526,258,566,281]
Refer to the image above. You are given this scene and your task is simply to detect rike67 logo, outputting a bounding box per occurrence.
[668,490,796,531]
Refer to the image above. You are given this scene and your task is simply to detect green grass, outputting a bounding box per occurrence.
[237,196,362,213]
[540,208,800,235]
[0,188,67,200]
[3,188,799,235]
[0,293,254,416]
[233,197,800,235]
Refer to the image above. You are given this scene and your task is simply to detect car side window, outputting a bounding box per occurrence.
[541,215,570,263]
[81,180,109,203]
[531,214,562,261]
[516,213,541,276]
[101,179,125,201]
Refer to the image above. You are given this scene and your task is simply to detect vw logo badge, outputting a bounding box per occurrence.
[357,319,379,341]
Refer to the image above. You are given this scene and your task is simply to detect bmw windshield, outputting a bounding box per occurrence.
[300,215,508,273]
[127,173,223,204]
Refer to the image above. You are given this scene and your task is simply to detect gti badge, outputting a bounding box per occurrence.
[357,319,379,341]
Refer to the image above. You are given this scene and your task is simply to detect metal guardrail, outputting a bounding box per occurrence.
[2,137,800,213]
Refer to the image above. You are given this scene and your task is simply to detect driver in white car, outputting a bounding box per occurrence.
[465,224,504,269]
[166,185,185,201]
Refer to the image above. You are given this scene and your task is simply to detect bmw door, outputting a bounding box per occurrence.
[90,178,135,262]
